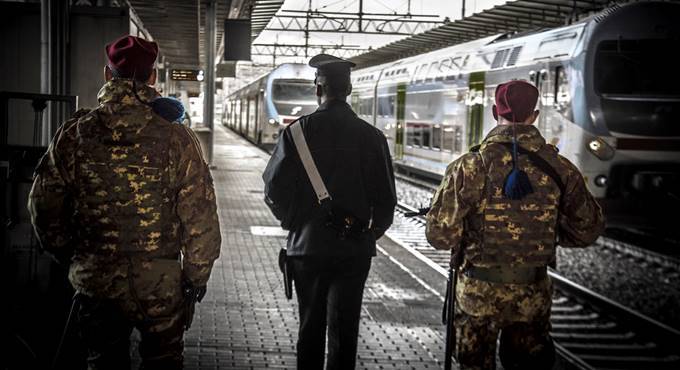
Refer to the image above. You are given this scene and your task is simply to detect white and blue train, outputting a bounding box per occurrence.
[349,1,679,225]
[223,63,316,147]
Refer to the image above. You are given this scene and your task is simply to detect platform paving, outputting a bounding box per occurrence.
[183,125,449,369]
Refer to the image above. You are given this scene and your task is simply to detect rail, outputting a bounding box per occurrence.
[390,201,680,370]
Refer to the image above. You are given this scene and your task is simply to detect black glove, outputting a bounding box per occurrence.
[194,285,207,303]
[181,279,206,331]
[183,279,207,303]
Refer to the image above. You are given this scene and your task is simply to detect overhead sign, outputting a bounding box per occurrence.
[216,62,237,78]
[171,69,204,81]
[224,19,251,61]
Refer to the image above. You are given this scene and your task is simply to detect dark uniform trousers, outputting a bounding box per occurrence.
[77,294,185,370]
[290,255,372,370]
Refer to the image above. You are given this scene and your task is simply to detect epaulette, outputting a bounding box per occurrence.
[72,107,92,119]
[545,143,559,153]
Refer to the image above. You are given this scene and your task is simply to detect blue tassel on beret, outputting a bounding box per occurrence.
[503,131,534,200]
[150,97,185,123]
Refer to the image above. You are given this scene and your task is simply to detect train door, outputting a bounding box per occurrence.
[394,82,406,160]
[248,97,257,141]
[531,66,550,135]
[235,99,241,132]
[467,71,485,148]
[351,91,359,112]
[257,91,264,144]
[245,99,251,138]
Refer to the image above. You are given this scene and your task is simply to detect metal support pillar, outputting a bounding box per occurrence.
[40,0,69,146]
[40,0,51,146]
[203,0,216,166]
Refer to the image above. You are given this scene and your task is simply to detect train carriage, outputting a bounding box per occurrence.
[224,63,316,147]
[351,1,680,227]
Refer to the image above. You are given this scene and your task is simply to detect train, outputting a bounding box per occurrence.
[223,63,317,147]
[224,1,679,227]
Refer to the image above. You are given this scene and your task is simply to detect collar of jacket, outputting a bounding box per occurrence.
[97,78,160,107]
[316,98,353,113]
[95,78,160,129]
[480,124,546,152]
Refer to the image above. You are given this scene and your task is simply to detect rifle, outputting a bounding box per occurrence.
[403,206,461,367]
[403,207,430,217]
[443,250,462,370]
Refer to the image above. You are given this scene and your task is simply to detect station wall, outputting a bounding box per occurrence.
[0,3,129,146]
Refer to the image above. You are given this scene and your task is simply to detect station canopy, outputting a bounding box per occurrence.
[349,0,619,69]
[128,0,284,69]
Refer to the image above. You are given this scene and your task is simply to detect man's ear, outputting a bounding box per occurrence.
[104,65,113,81]
[147,68,157,86]
[527,110,540,124]
[315,84,323,98]
[492,105,498,120]
[346,83,352,96]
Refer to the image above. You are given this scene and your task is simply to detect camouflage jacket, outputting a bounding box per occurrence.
[426,124,603,320]
[28,79,221,298]
[426,124,604,265]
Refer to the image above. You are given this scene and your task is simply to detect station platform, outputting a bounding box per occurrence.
[182,125,447,369]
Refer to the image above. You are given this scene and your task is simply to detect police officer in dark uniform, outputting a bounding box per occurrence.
[263,54,397,370]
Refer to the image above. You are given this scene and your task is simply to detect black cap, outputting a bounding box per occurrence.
[309,53,356,75]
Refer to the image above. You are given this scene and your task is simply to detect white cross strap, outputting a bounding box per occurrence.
[289,122,331,203]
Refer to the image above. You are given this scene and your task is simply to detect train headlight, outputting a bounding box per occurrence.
[586,137,615,161]
[268,118,277,125]
[594,175,608,187]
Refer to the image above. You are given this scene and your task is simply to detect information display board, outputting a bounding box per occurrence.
[171,69,204,81]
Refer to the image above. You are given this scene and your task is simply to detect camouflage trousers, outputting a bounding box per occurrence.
[453,273,555,370]
[76,293,185,370]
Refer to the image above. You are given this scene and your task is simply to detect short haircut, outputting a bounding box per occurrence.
[317,73,351,98]
[110,65,153,83]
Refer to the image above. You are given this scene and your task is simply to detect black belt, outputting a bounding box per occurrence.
[464,265,547,284]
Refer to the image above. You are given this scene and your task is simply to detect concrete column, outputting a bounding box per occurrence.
[203,0,216,166]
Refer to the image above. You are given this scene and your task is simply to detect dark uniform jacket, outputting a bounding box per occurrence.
[28,79,221,306]
[263,99,397,257]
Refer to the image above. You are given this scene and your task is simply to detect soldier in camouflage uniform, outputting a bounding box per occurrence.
[426,80,604,370]
[28,35,221,370]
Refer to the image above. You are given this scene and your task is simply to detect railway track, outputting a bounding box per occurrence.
[386,202,680,370]
[394,176,680,276]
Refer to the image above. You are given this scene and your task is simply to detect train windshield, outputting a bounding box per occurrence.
[594,39,680,136]
[272,79,317,116]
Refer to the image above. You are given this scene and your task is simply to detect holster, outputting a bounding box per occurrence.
[278,248,293,299]
[324,204,369,240]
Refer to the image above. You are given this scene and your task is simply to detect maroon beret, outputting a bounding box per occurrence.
[492,80,539,123]
[105,35,158,77]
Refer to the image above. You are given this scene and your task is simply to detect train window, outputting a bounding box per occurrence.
[406,123,432,148]
[442,125,462,153]
[359,97,374,116]
[595,39,678,96]
[377,96,395,118]
[421,125,431,148]
[406,123,421,146]
[594,39,680,136]
[506,46,523,66]
[432,125,442,150]
[491,49,510,69]
[554,66,572,121]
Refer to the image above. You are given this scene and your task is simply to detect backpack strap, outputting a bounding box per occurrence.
[494,142,566,198]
